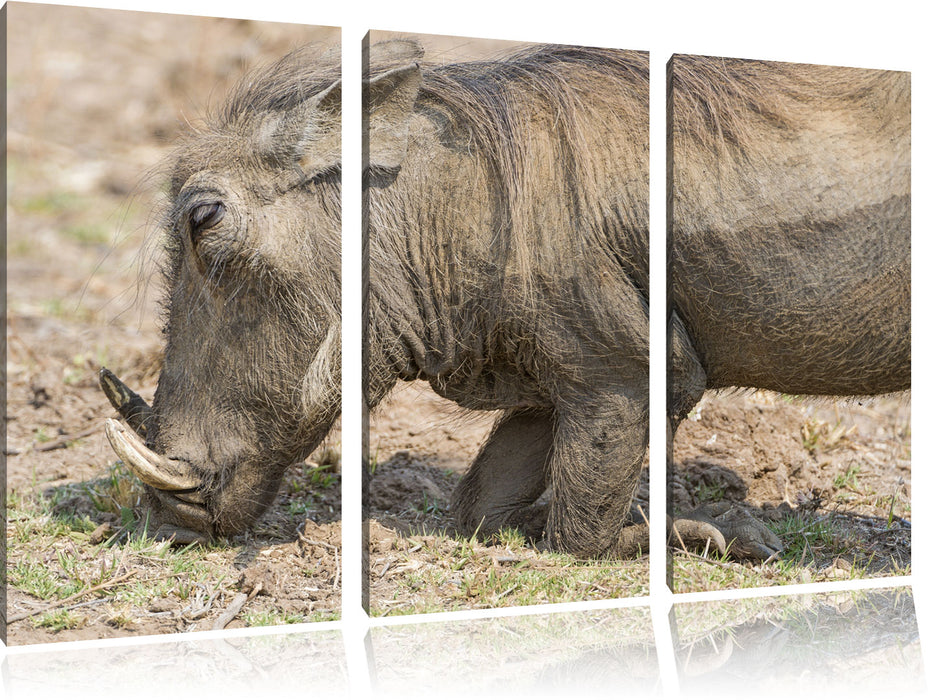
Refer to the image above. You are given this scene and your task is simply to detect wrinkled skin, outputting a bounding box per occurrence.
[103,46,341,541]
[667,56,910,559]
[366,41,652,559]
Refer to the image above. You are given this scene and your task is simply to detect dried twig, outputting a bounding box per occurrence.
[670,521,690,553]
[673,550,742,571]
[212,593,249,631]
[7,570,137,623]
[491,584,519,602]
[494,555,522,565]
[33,426,99,452]
[64,597,112,612]
[183,584,218,620]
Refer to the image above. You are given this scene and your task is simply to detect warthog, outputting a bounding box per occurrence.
[101,40,908,562]
[667,55,910,558]
[102,44,342,542]
[365,40,652,559]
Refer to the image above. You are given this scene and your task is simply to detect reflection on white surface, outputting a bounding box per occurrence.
[2,586,923,698]
[2,628,347,699]
[673,586,923,697]
[368,606,659,698]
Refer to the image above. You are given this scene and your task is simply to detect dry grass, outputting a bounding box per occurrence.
[368,523,649,615]
[6,449,342,641]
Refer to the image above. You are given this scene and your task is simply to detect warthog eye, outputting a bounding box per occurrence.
[189,201,225,235]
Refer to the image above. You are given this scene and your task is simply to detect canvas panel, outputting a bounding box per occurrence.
[666,53,910,591]
[363,31,650,613]
[3,1,341,644]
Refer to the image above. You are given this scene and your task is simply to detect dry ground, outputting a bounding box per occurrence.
[670,392,909,591]
[366,382,653,616]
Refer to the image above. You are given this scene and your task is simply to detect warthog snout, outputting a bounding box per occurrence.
[98,44,343,542]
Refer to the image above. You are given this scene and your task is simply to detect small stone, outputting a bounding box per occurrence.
[88,522,114,545]
[148,598,174,613]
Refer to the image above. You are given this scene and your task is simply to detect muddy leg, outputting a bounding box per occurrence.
[546,391,649,559]
[667,309,707,427]
[451,409,553,540]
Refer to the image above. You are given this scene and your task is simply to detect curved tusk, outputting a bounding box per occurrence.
[104,418,200,492]
[100,368,154,439]
[671,518,728,555]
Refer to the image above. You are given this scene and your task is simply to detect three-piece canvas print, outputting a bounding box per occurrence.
[3,0,911,654]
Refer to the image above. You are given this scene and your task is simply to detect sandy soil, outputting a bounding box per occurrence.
[670,391,910,575]
[369,382,910,608]
[366,384,909,609]
[366,386,653,614]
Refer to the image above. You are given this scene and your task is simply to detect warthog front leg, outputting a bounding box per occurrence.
[547,391,649,559]
[452,409,553,540]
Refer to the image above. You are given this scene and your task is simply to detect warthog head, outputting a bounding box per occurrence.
[102,45,341,542]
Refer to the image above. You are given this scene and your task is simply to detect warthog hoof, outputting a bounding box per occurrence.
[672,502,783,562]
[151,524,210,546]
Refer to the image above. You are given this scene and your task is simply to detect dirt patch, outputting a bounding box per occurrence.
[670,391,910,585]
[5,4,340,644]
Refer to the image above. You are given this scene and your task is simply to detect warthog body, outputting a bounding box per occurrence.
[103,45,342,540]
[667,56,910,557]
[101,42,908,560]
[366,41,651,558]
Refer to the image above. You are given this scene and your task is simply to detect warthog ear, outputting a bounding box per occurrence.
[295,79,341,177]
[366,62,422,172]
[257,79,341,178]
[368,38,424,70]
